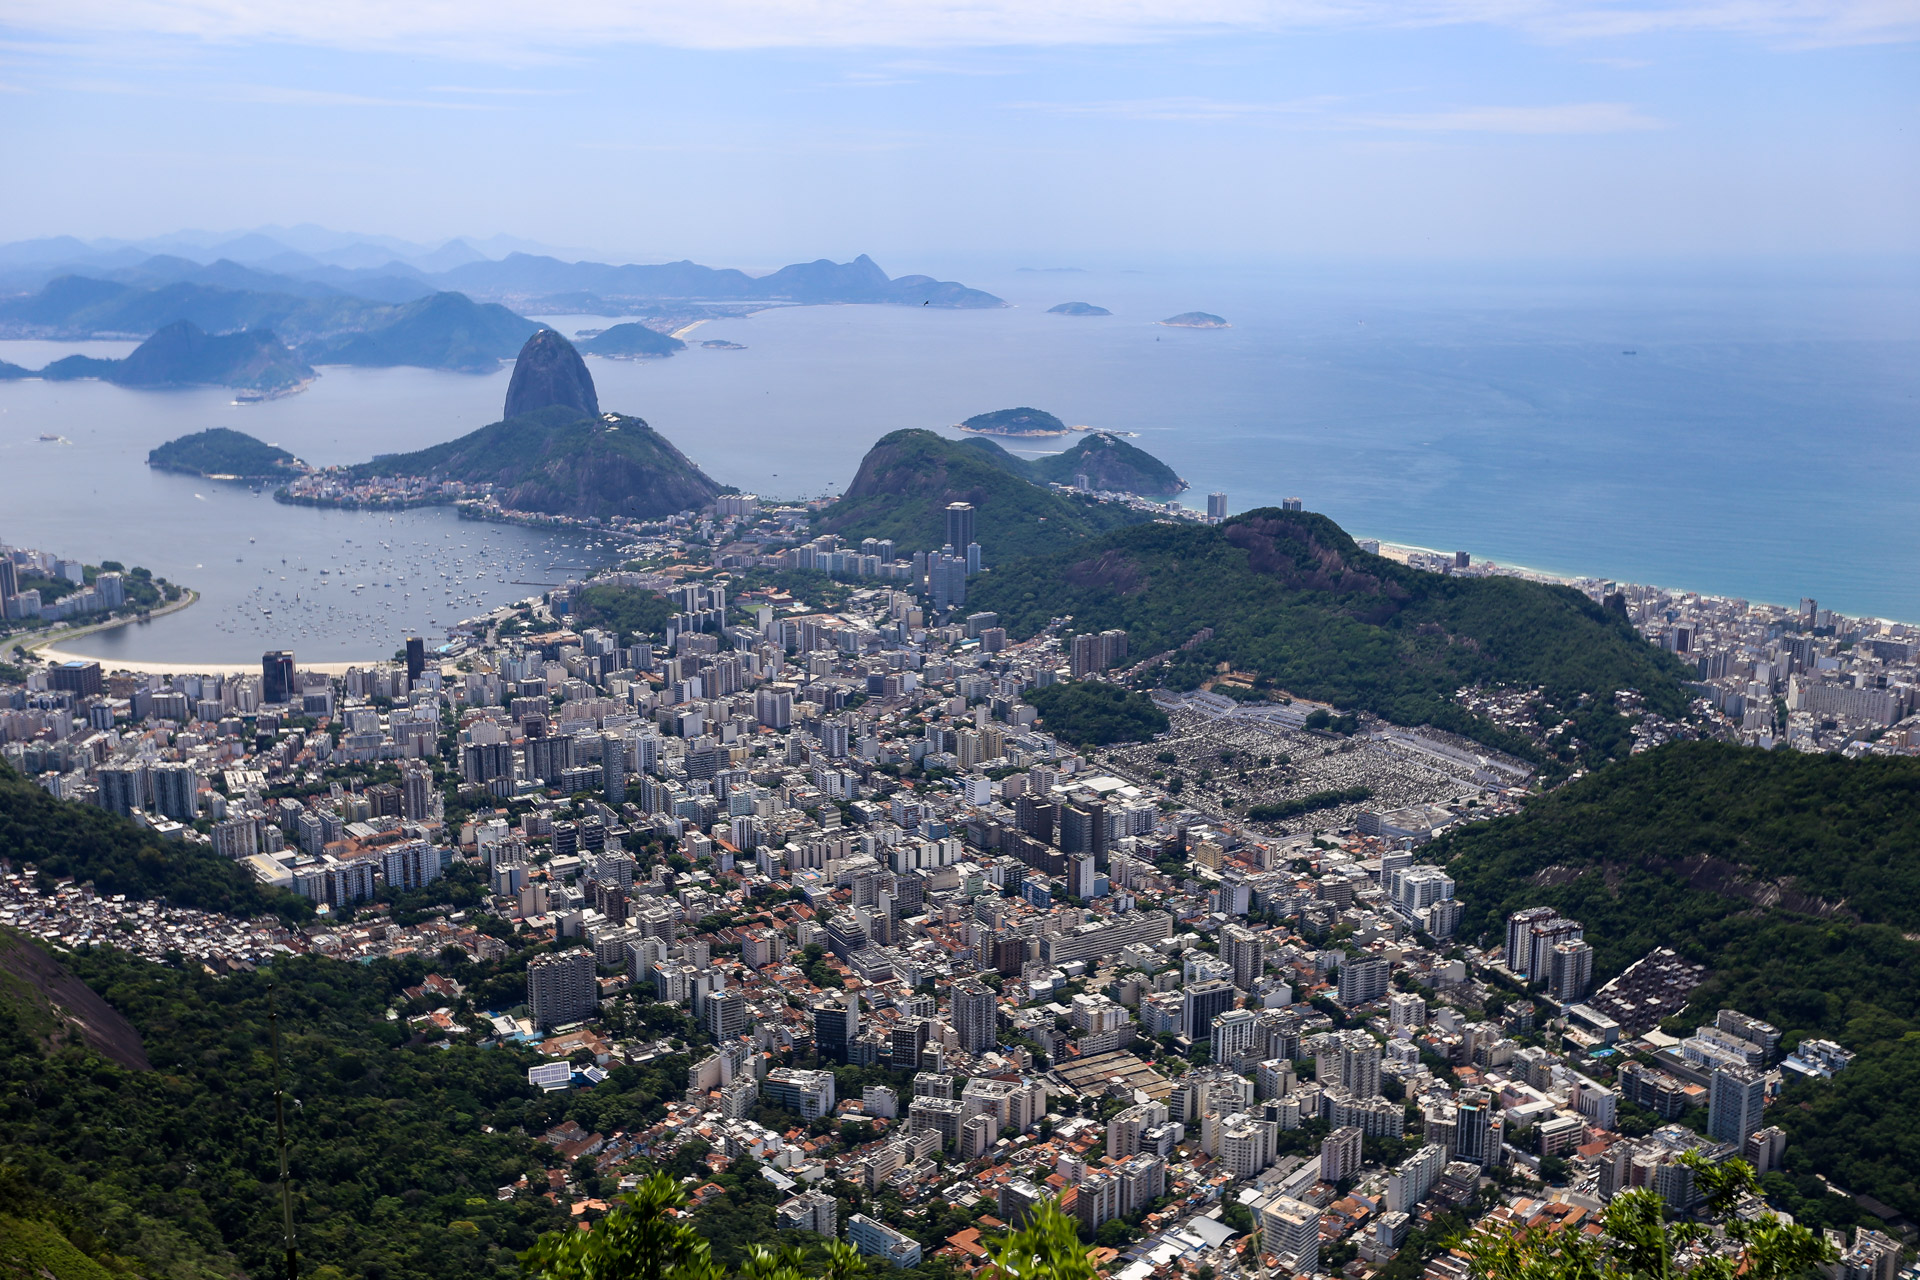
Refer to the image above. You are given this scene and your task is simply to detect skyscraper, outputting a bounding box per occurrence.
[1182,979,1236,1042]
[1221,925,1265,992]
[528,949,598,1030]
[601,732,627,803]
[1709,1064,1767,1145]
[812,993,858,1063]
[952,975,999,1053]
[405,636,425,681]
[945,501,975,554]
[1207,492,1228,520]
[262,651,296,705]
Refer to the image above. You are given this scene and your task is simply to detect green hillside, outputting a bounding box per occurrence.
[959,432,1187,495]
[148,428,302,478]
[958,406,1067,435]
[0,760,297,919]
[1436,742,1920,1223]
[814,429,1151,563]
[110,321,312,392]
[968,508,1694,770]
[578,323,685,358]
[354,405,723,521]
[305,292,537,373]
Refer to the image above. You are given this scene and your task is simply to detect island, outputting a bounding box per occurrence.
[577,322,686,360]
[700,339,747,350]
[147,428,307,479]
[1159,311,1229,328]
[955,406,1069,437]
[1047,302,1112,316]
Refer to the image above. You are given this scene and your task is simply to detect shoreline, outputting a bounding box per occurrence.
[14,587,201,659]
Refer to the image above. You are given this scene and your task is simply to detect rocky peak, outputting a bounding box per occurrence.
[503,328,599,420]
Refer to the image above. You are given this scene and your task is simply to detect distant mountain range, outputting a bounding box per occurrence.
[0,237,1002,377]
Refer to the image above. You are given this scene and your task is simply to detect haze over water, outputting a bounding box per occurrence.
[1,258,1915,665]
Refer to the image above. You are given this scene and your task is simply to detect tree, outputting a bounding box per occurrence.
[1465,1154,1833,1280]
[523,1172,720,1280]
[983,1197,1097,1280]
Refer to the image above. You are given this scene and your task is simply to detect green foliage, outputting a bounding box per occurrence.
[1246,786,1371,823]
[984,1197,1097,1280]
[814,430,1150,564]
[569,585,677,641]
[1441,741,1920,1219]
[351,406,722,522]
[0,760,303,920]
[0,945,699,1280]
[148,429,301,478]
[959,433,1185,498]
[1466,1155,1832,1280]
[969,509,1692,771]
[1021,681,1168,746]
[959,408,1066,435]
[523,1174,713,1280]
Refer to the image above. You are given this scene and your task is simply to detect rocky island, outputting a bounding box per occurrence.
[1047,302,1112,316]
[1159,311,1229,328]
[955,406,1070,437]
[148,428,306,479]
[578,322,686,359]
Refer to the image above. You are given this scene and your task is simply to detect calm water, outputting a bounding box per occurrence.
[1,259,1915,665]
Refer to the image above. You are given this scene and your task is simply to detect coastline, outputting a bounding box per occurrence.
[17,587,201,661]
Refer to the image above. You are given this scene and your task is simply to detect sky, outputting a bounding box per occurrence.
[1,0,1917,264]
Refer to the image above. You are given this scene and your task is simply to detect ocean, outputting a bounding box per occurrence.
[1,257,1914,665]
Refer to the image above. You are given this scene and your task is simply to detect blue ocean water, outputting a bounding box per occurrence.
[0,258,1914,665]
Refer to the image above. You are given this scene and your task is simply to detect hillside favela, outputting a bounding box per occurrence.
[1,11,1916,1280]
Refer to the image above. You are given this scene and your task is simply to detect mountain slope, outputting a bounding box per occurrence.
[814,429,1152,563]
[1436,742,1920,1221]
[1028,432,1186,495]
[109,320,312,392]
[578,322,686,358]
[355,405,723,521]
[302,291,538,373]
[502,329,599,418]
[968,508,1694,769]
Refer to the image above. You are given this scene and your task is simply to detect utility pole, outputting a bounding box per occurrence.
[269,983,298,1280]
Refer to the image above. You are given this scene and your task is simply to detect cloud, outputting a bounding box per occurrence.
[1013,96,1664,132]
[3,0,1915,53]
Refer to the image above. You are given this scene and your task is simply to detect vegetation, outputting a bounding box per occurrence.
[579,324,686,359]
[957,407,1066,436]
[148,428,303,478]
[1245,786,1371,823]
[568,584,677,640]
[815,430,1150,564]
[352,405,723,522]
[1022,681,1169,746]
[959,434,1185,498]
[110,321,312,392]
[969,509,1692,771]
[1158,312,1226,328]
[294,291,537,373]
[1467,1152,1831,1280]
[1439,742,1920,1220]
[0,760,302,919]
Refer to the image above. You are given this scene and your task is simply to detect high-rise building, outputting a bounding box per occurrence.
[0,558,15,616]
[764,1067,837,1120]
[1453,1088,1504,1167]
[1259,1196,1320,1275]
[405,636,425,681]
[601,732,627,803]
[1527,917,1585,983]
[262,651,296,705]
[50,660,102,699]
[1221,925,1265,992]
[1549,940,1595,1003]
[1322,1125,1365,1183]
[1182,979,1237,1042]
[400,763,434,821]
[707,988,749,1042]
[952,975,1000,1053]
[813,994,858,1063]
[528,949,598,1030]
[1207,492,1228,521]
[945,502,975,555]
[1709,1064,1767,1146]
[150,761,198,821]
[96,762,148,816]
[1338,956,1392,1006]
[891,1017,930,1070]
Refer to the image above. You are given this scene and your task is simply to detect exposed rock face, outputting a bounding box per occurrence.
[503,328,600,420]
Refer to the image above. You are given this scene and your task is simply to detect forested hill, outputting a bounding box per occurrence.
[967,508,1693,771]
[815,428,1151,562]
[0,760,297,918]
[1434,741,1920,1224]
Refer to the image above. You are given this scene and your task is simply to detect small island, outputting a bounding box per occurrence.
[1048,302,1111,316]
[1160,311,1229,328]
[577,322,686,360]
[701,339,747,350]
[956,406,1069,437]
[148,428,307,479]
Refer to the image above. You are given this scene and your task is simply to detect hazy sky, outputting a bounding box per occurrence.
[2,0,1916,263]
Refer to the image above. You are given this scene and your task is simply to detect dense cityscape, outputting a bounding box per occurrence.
[4,476,1916,1280]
